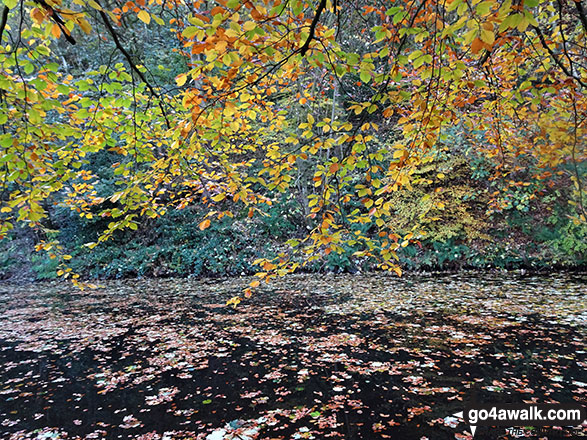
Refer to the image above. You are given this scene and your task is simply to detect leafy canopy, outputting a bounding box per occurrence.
[0,0,585,298]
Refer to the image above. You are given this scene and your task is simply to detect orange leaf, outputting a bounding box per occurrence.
[51,24,62,38]
[210,6,224,15]
[471,37,484,54]
[329,163,341,173]
[199,219,211,230]
[30,8,46,24]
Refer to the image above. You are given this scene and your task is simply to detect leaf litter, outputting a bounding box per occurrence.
[0,272,585,439]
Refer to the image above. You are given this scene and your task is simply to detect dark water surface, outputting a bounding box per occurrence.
[0,273,585,439]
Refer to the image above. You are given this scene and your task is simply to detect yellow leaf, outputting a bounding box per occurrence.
[243,21,256,31]
[211,193,226,202]
[227,296,241,307]
[480,29,494,45]
[517,15,529,32]
[78,17,92,34]
[87,0,102,10]
[138,10,151,24]
[176,74,187,86]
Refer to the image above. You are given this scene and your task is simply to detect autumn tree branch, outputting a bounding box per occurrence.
[33,0,76,44]
[97,6,170,128]
[575,0,587,34]
[533,25,586,88]
[0,6,9,44]
[299,0,327,56]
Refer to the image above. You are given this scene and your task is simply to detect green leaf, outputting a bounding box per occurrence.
[480,29,494,45]
[46,62,60,72]
[393,11,407,25]
[182,26,199,39]
[386,6,402,16]
[447,0,462,12]
[476,1,493,16]
[408,50,423,61]
[2,0,17,9]
[0,134,12,147]
[413,56,425,68]
[292,0,303,16]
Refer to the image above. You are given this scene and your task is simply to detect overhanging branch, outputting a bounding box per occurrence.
[299,0,327,57]
[0,6,8,44]
[533,25,586,89]
[575,0,587,34]
[98,5,170,128]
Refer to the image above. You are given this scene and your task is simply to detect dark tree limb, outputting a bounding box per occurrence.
[0,6,8,45]
[33,0,76,44]
[574,0,587,34]
[98,5,170,128]
[299,0,327,57]
[533,25,586,88]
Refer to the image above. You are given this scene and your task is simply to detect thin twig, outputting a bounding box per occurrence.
[97,4,170,128]
[574,0,587,34]
[532,25,586,88]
